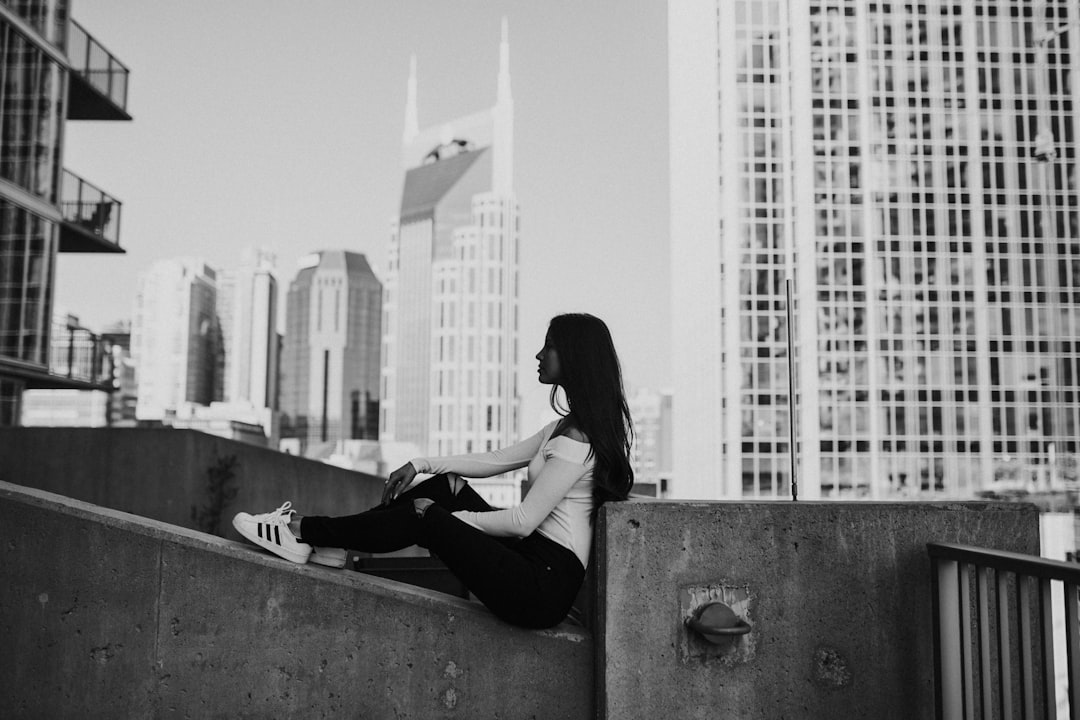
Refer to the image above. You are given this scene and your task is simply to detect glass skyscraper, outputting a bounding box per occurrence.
[670,0,1080,499]
[131,258,220,421]
[0,0,130,426]
[380,20,520,466]
[218,248,279,412]
[279,250,382,447]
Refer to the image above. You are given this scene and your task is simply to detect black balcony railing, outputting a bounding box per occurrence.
[58,169,123,253]
[66,18,130,120]
[929,542,1080,720]
[48,316,111,386]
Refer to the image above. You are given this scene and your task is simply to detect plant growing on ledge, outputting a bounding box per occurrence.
[191,454,239,535]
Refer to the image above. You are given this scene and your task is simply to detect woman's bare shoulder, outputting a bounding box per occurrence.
[553,418,589,443]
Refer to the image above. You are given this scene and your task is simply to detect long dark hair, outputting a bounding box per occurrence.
[546,313,634,516]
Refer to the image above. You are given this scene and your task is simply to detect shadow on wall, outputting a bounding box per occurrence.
[191,453,239,535]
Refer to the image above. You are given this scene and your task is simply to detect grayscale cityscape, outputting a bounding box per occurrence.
[2,1,1080,717]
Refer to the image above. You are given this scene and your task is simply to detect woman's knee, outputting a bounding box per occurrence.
[446,472,467,496]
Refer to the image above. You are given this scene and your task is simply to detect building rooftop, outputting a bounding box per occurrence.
[400,148,488,223]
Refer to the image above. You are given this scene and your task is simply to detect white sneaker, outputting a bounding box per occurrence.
[232,501,312,564]
[309,546,348,569]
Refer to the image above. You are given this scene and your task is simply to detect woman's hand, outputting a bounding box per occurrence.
[382,462,418,505]
[413,498,434,518]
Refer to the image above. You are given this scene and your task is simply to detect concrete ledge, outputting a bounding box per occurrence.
[0,481,593,719]
[0,428,388,541]
[596,499,1040,719]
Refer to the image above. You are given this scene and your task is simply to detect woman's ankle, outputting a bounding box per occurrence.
[289,516,304,540]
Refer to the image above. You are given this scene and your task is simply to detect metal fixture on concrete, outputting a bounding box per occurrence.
[685,601,751,644]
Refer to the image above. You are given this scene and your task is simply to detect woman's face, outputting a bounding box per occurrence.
[535,333,562,385]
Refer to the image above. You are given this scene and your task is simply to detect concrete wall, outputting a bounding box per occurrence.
[0,428,385,540]
[0,481,593,719]
[596,500,1040,719]
[2,429,1047,717]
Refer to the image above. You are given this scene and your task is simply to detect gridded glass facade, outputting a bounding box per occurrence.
[430,193,520,458]
[734,0,798,497]
[0,17,65,202]
[716,0,1080,498]
[0,1,69,50]
[0,3,129,428]
[0,197,54,367]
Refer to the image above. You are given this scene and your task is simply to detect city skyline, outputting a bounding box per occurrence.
[54,1,671,432]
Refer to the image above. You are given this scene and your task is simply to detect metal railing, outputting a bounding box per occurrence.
[929,542,1080,720]
[66,18,129,112]
[48,316,110,386]
[60,169,122,247]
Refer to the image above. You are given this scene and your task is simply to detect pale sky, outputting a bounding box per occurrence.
[57,0,671,429]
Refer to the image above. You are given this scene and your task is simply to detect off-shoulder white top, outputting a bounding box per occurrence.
[411,420,595,567]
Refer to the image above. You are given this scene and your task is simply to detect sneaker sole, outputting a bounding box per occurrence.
[309,547,348,569]
[232,514,311,564]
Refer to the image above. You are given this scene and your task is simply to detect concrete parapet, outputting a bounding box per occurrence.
[0,427,387,541]
[0,481,593,719]
[595,499,1040,719]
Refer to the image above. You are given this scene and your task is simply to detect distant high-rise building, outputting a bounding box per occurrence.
[280,250,381,447]
[670,0,1080,499]
[628,388,674,497]
[100,321,137,427]
[0,3,131,425]
[132,258,220,420]
[218,248,279,410]
[381,20,521,463]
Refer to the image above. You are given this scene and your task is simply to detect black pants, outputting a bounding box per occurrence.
[301,475,585,629]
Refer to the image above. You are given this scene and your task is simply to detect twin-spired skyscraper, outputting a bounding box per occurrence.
[670,0,1080,500]
[380,20,521,461]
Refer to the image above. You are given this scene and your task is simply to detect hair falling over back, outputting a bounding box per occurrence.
[546,313,634,517]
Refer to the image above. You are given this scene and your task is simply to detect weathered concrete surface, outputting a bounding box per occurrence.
[0,427,387,542]
[0,481,593,719]
[596,500,1040,720]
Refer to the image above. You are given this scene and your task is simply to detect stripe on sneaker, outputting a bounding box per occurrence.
[257,523,263,539]
[274,525,281,545]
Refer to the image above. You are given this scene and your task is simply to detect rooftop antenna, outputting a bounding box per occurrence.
[786,277,799,501]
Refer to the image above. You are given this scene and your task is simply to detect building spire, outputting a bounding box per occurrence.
[403,54,419,146]
[493,17,514,194]
[497,17,512,107]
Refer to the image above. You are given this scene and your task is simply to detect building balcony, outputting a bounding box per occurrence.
[46,314,111,386]
[0,356,111,392]
[58,169,123,253]
[66,19,131,121]
[0,315,114,392]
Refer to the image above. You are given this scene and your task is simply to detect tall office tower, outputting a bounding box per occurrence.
[279,250,382,447]
[381,20,521,465]
[0,3,131,425]
[670,1,1080,500]
[218,248,279,410]
[132,258,220,420]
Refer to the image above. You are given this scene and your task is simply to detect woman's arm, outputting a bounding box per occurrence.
[450,447,589,537]
[411,423,550,479]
